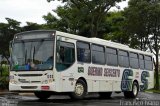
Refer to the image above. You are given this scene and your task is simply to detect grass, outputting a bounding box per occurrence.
[145,89,160,93]
[145,74,160,93]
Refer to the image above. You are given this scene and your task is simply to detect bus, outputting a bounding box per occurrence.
[9,30,154,99]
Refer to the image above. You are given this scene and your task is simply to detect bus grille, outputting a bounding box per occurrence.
[21,86,37,89]
[18,80,41,84]
[31,81,41,83]
[18,74,43,77]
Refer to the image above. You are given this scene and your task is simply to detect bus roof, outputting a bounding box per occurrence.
[15,30,56,36]
[56,30,153,56]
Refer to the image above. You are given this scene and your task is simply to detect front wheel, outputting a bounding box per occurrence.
[34,91,51,100]
[124,82,139,98]
[69,79,87,100]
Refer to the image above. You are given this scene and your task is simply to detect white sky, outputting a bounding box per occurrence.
[0,0,129,26]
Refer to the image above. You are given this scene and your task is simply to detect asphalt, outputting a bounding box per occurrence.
[0,89,156,96]
[1,92,160,106]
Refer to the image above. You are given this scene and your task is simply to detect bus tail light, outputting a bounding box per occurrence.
[41,86,50,90]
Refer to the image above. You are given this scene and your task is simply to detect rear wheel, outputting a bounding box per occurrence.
[124,82,139,98]
[69,79,87,100]
[99,92,112,99]
[34,91,51,100]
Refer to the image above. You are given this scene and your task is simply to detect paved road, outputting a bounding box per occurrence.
[0,92,160,106]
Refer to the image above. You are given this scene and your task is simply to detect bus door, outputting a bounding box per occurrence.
[56,35,76,91]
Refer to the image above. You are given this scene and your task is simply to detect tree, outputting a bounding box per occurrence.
[22,22,42,31]
[123,0,160,89]
[47,0,125,38]
[0,18,21,62]
[43,6,92,37]
[103,11,129,45]
[43,13,59,30]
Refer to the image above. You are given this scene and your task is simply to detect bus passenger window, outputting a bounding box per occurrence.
[144,55,153,71]
[118,50,129,67]
[130,52,139,69]
[92,44,105,65]
[77,41,91,63]
[139,54,145,69]
[56,41,75,71]
[106,47,118,66]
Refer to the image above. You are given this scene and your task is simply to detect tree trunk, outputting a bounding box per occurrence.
[155,53,159,90]
[154,34,159,90]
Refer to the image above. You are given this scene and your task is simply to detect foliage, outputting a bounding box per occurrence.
[0,65,9,89]
[0,18,21,62]
[47,0,125,38]
[0,18,44,61]
[0,77,9,89]
[22,22,43,31]
[43,13,59,30]
[103,11,129,45]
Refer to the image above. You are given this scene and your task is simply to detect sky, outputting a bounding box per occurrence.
[0,0,129,26]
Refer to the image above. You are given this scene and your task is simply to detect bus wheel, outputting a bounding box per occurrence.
[69,79,87,100]
[124,82,139,98]
[99,92,112,99]
[34,91,51,100]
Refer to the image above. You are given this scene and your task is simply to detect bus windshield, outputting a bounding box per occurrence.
[11,39,54,71]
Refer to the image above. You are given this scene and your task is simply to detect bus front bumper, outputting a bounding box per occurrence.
[9,82,56,92]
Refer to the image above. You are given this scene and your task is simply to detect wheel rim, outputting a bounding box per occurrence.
[133,84,138,96]
[75,83,84,96]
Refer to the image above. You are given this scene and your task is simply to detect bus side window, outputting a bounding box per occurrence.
[106,47,118,66]
[144,55,153,71]
[118,50,129,67]
[92,44,105,65]
[139,54,145,70]
[56,41,75,71]
[130,52,139,69]
[77,41,91,63]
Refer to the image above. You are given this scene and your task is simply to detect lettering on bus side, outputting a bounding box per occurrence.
[140,71,149,91]
[121,69,133,91]
[88,66,120,77]
[104,68,120,77]
[88,67,103,76]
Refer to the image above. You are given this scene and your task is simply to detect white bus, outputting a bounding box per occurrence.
[9,30,154,99]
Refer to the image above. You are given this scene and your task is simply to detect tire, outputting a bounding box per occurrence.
[124,82,139,98]
[34,91,51,100]
[69,79,87,100]
[99,92,112,99]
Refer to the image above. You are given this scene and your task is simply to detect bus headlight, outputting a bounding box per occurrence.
[10,80,17,84]
[14,81,17,84]
[42,80,48,84]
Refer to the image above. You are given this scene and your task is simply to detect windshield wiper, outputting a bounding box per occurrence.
[33,46,35,62]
